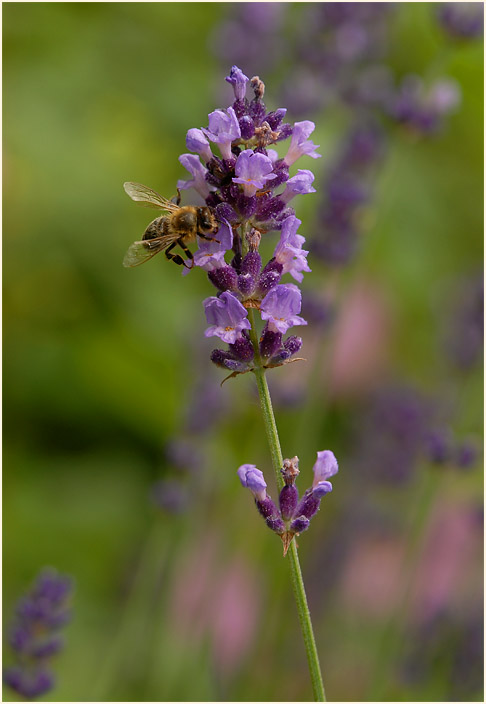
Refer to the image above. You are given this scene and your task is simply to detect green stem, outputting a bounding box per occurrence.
[248,310,326,702]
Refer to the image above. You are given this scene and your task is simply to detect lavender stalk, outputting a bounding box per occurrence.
[124,65,338,702]
[248,315,326,701]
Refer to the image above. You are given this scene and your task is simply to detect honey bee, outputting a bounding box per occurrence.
[123,182,219,268]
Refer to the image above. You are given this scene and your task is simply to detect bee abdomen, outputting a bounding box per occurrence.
[143,217,166,241]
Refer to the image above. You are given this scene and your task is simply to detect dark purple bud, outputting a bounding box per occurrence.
[258,269,282,296]
[266,515,286,533]
[232,98,248,119]
[236,193,257,218]
[279,485,299,521]
[293,489,321,521]
[210,348,236,368]
[205,192,222,209]
[255,495,284,533]
[265,108,287,130]
[239,115,255,139]
[229,335,254,361]
[283,336,303,356]
[208,265,238,292]
[215,202,239,224]
[268,349,292,365]
[290,516,310,533]
[256,195,285,221]
[224,358,250,373]
[260,326,283,358]
[207,155,227,180]
[241,251,262,278]
[223,156,237,171]
[259,257,283,278]
[277,124,293,141]
[249,100,266,124]
[271,159,290,187]
[238,273,256,296]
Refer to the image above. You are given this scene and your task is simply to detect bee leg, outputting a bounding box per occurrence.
[165,240,194,269]
[198,233,220,244]
[171,188,182,206]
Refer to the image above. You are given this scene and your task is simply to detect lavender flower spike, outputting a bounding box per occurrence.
[260,284,307,334]
[203,107,241,160]
[283,121,321,166]
[312,450,339,497]
[233,150,277,196]
[203,291,251,343]
[226,65,250,100]
[237,464,267,501]
[4,568,73,700]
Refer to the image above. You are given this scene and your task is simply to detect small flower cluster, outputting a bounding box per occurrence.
[3,568,73,699]
[238,452,338,555]
[388,75,461,136]
[178,66,319,374]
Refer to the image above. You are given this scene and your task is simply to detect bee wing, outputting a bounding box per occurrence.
[123,182,180,212]
[123,235,176,268]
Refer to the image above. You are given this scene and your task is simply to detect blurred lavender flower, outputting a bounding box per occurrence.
[3,568,73,699]
[438,2,484,40]
[151,478,190,514]
[212,3,286,78]
[313,121,386,265]
[388,75,461,135]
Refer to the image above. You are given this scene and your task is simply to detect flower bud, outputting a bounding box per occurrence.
[259,326,283,358]
[290,516,310,534]
[208,265,238,292]
[279,485,299,521]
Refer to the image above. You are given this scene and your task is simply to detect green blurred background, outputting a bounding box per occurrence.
[3,3,483,702]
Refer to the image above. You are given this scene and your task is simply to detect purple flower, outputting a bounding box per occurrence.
[203,107,241,160]
[193,220,233,272]
[274,215,311,283]
[225,65,250,100]
[283,121,321,166]
[177,154,213,198]
[438,2,484,40]
[203,291,251,343]
[311,450,339,497]
[232,150,277,196]
[4,568,73,700]
[261,284,307,334]
[281,169,316,203]
[237,464,267,501]
[186,128,213,163]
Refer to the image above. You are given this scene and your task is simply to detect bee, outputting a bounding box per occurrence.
[123,182,219,268]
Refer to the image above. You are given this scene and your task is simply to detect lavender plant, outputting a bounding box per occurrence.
[3,568,73,699]
[125,65,336,701]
